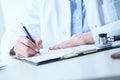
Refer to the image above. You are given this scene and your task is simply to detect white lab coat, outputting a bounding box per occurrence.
[1,0,120,58]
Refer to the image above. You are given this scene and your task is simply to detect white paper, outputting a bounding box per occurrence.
[22,45,97,63]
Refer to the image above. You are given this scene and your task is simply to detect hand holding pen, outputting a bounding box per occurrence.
[12,23,42,58]
[22,23,41,54]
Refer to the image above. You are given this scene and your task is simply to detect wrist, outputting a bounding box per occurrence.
[84,32,94,44]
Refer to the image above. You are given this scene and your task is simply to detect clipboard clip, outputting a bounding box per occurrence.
[61,49,97,59]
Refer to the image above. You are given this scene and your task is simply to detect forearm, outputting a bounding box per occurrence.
[92,20,120,45]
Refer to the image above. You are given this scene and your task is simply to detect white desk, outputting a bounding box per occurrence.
[0,48,120,80]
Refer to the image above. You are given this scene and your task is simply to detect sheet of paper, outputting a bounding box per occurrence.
[22,45,97,63]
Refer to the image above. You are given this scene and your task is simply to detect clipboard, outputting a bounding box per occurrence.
[13,44,120,66]
[13,45,98,66]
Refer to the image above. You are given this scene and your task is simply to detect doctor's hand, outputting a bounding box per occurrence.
[10,36,42,58]
[49,32,94,50]
[111,52,120,59]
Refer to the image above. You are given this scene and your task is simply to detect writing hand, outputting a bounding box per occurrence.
[12,36,42,58]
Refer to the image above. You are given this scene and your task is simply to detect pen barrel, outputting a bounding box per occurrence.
[22,26,35,43]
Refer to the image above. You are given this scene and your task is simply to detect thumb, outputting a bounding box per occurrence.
[34,37,42,49]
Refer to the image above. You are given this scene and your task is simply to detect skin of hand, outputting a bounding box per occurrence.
[49,32,94,50]
[13,36,42,58]
[111,52,120,59]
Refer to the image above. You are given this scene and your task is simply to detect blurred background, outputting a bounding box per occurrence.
[0,0,5,44]
[0,0,25,54]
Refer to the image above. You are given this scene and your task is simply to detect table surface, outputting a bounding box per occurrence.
[0,47,120,80]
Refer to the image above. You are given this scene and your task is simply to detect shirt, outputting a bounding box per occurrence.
[70,0,90,35]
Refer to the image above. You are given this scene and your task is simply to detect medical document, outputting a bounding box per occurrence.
[14,45,97,66]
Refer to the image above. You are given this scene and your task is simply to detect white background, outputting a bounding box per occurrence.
[0,0,25,54]
[0,0,5,43]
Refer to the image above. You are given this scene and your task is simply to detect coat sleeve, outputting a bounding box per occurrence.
[91,20,120,46]
[85,0,120,47]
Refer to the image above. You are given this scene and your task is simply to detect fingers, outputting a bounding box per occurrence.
[111,52,120,59]
[34,37,42,49]
[49,40,68,50]
[49,40,72,50]
[49,44,61,50]
[49,33,89,50]
[49,41,74,50]
[19,36,39,51]
[49,37,80,50]
[13,36,42,58]
[14,39,36,57]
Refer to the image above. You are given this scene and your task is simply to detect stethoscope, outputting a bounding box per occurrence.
[97,33,120,48]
